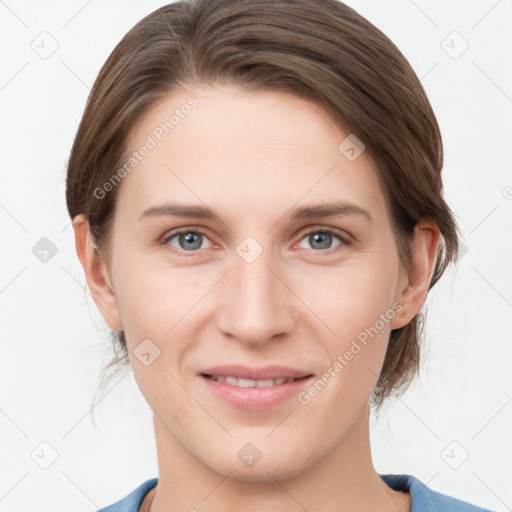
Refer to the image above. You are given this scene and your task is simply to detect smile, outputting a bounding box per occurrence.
[204,374,304,387]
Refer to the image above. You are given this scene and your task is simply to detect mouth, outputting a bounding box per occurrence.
[198,367,315,410]
[200,373,312,388]
[197,364,314,409]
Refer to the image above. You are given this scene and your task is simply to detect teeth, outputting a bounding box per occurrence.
[208,375,297,387]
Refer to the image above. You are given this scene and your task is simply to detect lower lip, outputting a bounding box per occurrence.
[200,375,313,410]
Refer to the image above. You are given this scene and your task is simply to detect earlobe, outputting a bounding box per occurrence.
[72,214,123,331]
[390,218,440,330]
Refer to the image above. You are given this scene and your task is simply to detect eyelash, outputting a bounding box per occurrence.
[161,227,352,257]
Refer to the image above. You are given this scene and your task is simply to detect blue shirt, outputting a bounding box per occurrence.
[97,474,497,511]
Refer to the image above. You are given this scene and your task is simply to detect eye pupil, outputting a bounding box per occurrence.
[180,232,202,250]
[310,232,332,250]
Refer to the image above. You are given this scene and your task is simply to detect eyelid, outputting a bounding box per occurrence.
[296,225,352,243]
[161,227,209,242]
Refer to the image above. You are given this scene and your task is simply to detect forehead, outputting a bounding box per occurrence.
[117,84,387,225]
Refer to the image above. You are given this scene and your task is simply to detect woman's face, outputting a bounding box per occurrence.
[86,83,426,480]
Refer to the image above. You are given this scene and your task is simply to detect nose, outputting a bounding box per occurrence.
[217,248,297,347]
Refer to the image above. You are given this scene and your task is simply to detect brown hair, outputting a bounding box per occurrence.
[66,0,460,415]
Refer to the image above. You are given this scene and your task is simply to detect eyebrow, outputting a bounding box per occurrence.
[137,201,373,224]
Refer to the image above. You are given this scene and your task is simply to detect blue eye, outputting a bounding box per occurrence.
[298,229,345,251]
[164,230,212,252]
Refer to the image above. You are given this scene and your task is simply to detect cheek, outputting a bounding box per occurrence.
[297,276,396,418]
[113,257,211,360]
[296,257,399,389]
[295,255,398,337]
[114,251,183,323]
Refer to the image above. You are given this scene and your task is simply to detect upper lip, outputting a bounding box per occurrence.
[199,364,313,380]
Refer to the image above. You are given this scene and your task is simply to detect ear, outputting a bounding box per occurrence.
[390,217,440,330]
[72,214,123,331]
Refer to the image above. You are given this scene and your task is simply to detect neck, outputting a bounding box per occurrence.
[149,405,410,512]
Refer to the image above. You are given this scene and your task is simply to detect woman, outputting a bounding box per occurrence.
[66,0,497,510]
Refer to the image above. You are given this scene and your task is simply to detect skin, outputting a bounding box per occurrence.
[73,83,439,511]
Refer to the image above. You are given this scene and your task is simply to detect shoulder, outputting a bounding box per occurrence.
[381,474,497,512]
[97,478,158,512]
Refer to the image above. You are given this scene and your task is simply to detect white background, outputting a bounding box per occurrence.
[1,1,511,511]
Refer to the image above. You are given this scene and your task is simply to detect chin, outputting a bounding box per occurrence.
[219,463,302,483]
[205,449,311,483]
